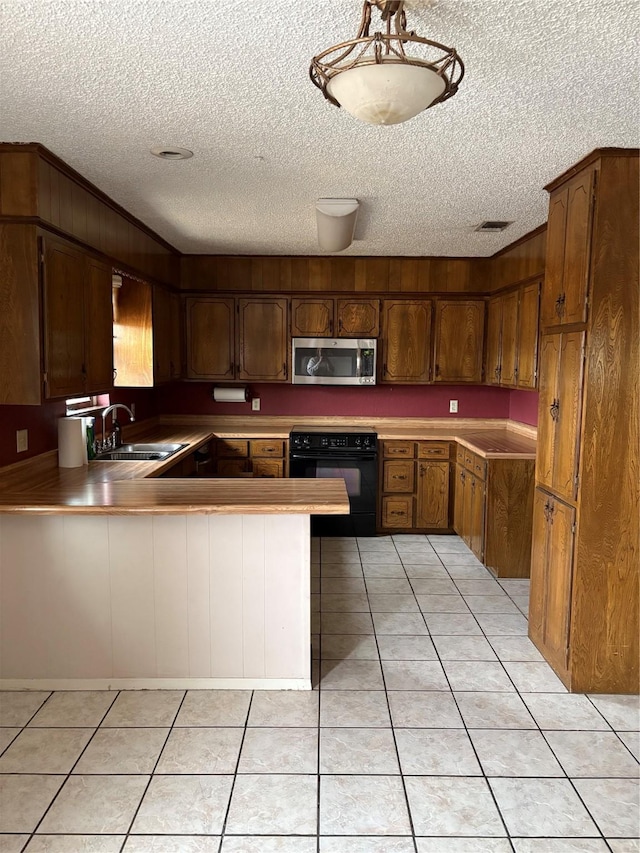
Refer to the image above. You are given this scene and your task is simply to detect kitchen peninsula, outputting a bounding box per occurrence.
[0,425,348,691]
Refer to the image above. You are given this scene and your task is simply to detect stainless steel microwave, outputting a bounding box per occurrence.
[291,338,377,386]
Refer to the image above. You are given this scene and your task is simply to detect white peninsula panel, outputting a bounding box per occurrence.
[0,513,311,690]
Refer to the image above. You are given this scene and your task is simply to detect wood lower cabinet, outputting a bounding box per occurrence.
[379,441,451,532]
[43,235,113,398]
[433,299,485,383]
[290,297,379,338]
[536,331,585,503]
[454,446,535,577]
[531,149,639,693]
[380,299,432,383]
[213,438,286,478]
[529,489,576,675]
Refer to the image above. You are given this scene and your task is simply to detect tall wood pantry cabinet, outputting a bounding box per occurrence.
[529,148,639,693]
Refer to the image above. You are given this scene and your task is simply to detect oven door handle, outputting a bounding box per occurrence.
[289,453,377,462]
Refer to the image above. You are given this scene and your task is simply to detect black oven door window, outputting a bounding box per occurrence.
[290,456,377,516]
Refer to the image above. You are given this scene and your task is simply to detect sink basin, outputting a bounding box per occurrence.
[95,443,187,462]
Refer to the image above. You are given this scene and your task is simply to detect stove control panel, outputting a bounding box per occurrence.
[290,432,377,452]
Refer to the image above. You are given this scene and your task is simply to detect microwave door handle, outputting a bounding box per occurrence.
[356,349,362,377]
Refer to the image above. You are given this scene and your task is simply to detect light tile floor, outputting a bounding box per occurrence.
[0,534,638,852]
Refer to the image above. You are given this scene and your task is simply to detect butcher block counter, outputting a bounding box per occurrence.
[0,423,348,515]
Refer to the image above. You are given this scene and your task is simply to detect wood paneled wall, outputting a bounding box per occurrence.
[491,225,547,292]
[0,146,179,286]
[181,255,492,293]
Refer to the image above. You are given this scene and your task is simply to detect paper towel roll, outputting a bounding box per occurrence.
[58,417,86,468]
[212,386,249,403]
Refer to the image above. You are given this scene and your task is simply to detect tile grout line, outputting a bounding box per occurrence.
[27,689,121,846]
[215,689,254,850]
[120,688,189,852]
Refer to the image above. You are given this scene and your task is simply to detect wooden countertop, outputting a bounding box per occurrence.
[0,479,350,516]
[0,416,535,515]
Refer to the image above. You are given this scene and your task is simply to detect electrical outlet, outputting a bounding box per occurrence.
[449,400,458,414]
[16,429,28,453]
[251,398,261,412]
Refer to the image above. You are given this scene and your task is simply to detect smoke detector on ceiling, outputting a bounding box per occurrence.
[475,221,513,232]
[150,146,193,160]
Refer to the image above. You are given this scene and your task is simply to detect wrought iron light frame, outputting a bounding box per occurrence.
[310,0,464,111]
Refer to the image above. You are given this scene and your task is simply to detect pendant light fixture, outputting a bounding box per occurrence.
[310,0,464,126]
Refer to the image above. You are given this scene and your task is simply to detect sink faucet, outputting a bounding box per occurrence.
[99,404,135,452]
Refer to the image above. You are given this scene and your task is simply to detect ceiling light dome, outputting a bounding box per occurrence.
[311,0,463,126]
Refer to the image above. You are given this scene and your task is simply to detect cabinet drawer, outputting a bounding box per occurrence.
[252,459,284,478]
[217,440,249,458]
[383,460,415,493]
[251,439,284,458]
[216,458,249,477]
[381,496,414,528]
[456,445,466,465]
[382,441,415,458]
[418,442,450,459]
[472,455,487,481]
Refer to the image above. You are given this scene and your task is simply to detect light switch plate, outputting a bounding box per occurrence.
[449,400,458,413]
[252,398,261,412]
[16,429,28,452]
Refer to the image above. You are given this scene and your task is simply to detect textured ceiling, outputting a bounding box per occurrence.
[0,0,638,256]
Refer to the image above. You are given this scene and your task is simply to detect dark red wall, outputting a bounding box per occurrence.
[156,382,512,419]
[0,383,538,471]
[508,389,539,426]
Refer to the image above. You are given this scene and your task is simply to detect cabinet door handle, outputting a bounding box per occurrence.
[555,293,566,319]
[460,471,466,483]
[338,318,343,332]
[390,510,404,516]
[550,398,560,421]
[494,366,501,380]
[282,362,286,376]
[435,364,440,377]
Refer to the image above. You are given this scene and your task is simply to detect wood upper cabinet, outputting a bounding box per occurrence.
[169,291,183,380]
[238,297,288,381]
[290,297,379,338]
[381,299,432,383]
[536,331,585,503]
[500,290,518,386]
[184,294,303,383]
[529,489,576,675]
[153,285,172,385]
[185,296,235,380]
[336,298,379,337]
[486,296,502,386]
[542,169,596,328]
[416,460,449,529]
[84,257,114,394]
[486,290,519,387]
[43,236,113,399]
[290,298,333,337]
[433,299,485,383]
[113,278,181,388]
[516,281,540,389]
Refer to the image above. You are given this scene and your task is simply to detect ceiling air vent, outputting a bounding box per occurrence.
[475,221,513,232]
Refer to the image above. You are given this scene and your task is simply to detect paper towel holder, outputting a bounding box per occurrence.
[211,386,249,403]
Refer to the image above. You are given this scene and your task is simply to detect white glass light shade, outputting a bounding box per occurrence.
[327,62,446,125]
[316,198,359,252]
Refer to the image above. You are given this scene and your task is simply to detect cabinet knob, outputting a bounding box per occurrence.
[555,293,566,319]
[549,398,560,421]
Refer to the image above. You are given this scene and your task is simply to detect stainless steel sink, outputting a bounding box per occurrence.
[95,443,187,462]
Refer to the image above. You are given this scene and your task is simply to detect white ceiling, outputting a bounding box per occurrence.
[0,0,638,256]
